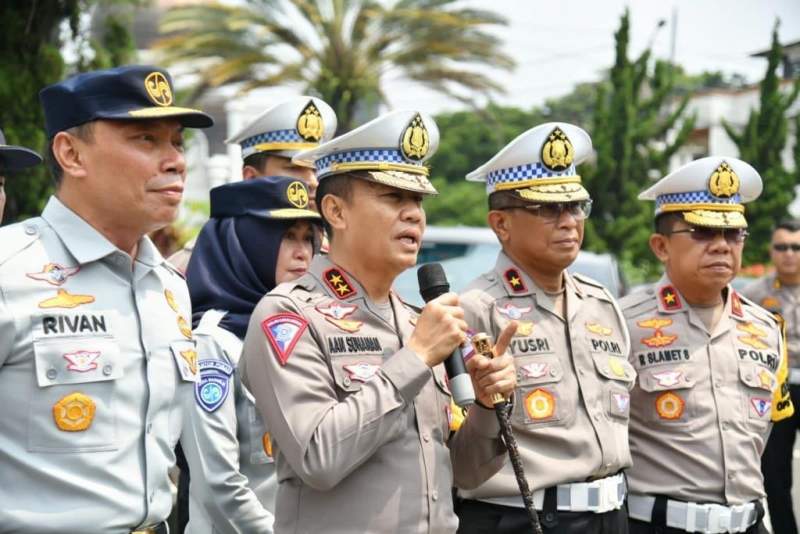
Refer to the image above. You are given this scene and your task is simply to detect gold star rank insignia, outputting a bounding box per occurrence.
[659,285,682,311]
[503,268,527,293]
[323,267,357,299]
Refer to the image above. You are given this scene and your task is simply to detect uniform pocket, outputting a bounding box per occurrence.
[637,365,696,424]
[591,353,636,420]
[330,355,384,395]
[512,354,566,427]
[738,361,774,426]
[28,335,123,452]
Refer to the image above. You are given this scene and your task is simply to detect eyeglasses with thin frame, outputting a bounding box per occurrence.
[773,243,800,252]
[506,199,592,221]
[666,226,749,244]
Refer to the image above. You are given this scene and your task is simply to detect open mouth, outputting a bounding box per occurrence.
[397,229,421,248]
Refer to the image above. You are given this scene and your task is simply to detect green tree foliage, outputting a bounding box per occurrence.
[1,1,138,224]
[724,23,800,265]
[582,9,695,276]
[154,0,514,132]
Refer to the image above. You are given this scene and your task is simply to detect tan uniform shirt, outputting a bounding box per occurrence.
[0,197,198,533]
[621,275,794,504]
[240,255,506,534]
[742,273,800,376]
[457,252,634,499]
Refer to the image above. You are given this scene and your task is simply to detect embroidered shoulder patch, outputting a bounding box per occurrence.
[503,268,527,293]
[659,286,682,311]
[195,359,234,413]
[730,290,743,317]
[261,313,308,365]
[323,268,357,299]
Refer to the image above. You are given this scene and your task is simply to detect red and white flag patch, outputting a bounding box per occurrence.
[261,313,308,366]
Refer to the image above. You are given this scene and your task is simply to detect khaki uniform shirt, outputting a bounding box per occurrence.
[621,275,794,504]
[167,237,195,275]
[458,252,634,499]
[240,255,506,534]
[0,197,198,533]
[182,310,275,533]
[742,273,800,377]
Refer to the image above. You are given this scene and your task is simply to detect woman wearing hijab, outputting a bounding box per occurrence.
[180,176,320,533]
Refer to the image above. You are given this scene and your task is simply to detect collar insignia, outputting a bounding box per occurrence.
[503,268,527,293]
[730,290,743,317]
[323,267,357,299]
[659,285,682,311]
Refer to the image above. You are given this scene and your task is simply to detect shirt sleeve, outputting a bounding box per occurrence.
[240,295,431,491]
[180,334,275,532]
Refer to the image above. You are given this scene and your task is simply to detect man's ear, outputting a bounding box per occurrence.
[321,194,347,233]
[649,233,670,263]
[488,210,511,244]
[52,131,88,180]
[241,165,261,180]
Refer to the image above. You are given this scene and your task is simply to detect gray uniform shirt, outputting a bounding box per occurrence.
[183,309,276,533]
[0,197,198,533]
[240,255,507,533]
[457,252,634,499]
[621,275,793,504]
[742,273,800,374]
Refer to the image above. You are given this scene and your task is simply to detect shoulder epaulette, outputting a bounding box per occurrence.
[620,287,657,312]
[739,292,779,327]
[572,273,614,301]
[0,220,42,266]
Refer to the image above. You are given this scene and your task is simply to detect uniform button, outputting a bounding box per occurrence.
[147,423,153,434]
[745,374,752,381]
[432,490,439,501]
[149,493,155,503]
[593,413,601,421]
[728,472,735,480]
[422,433,430,442]
[714,380,722,388]
[46,368,57,380]
[24,224,37,236]
[343,376,351,386]
[102,364,113,376]
[550,369,558,377]
[578,368,585,376]
[722,422,729,431]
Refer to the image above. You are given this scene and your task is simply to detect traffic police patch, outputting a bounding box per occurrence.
[27,263,80,286]
[323,267,357,299]
[196,359,233,413]
[751,397,771,417]
[262,313,308,365]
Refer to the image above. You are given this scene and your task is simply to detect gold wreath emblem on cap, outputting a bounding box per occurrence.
[53,392,96,432]
[287,181,309,208]
[541,126,574,172]
[144,72,173,107]
[401,114,429,161]
[708,161,740,198]
[297,101,324,142]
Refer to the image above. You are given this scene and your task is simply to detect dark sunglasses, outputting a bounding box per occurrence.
[666,227,749,244]
[773,243,800,252]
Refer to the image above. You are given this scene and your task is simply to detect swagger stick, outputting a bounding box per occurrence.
[471,333,543,534]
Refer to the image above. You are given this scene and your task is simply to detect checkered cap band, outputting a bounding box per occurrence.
[486,163,577,190]
[241,129,303,150]
[655,190,742,212]
[315,149,422,175]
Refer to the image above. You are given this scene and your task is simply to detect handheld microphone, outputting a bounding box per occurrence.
[417,263,475,407]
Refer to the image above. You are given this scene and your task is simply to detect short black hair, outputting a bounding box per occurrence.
[316,174,354,240]
[242,152,277,174]
[45,123,95,188]
[654,212,684,235]
[774,219,800,233]
[488,191,523,211]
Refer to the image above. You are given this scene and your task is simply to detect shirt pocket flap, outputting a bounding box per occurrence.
[433,365,452,397]
[592,352,636,384]
[331,356,383,392]
[639,366,695,392]
[516,354,562,385]
[738,361,775,391]
[33,336,122,387]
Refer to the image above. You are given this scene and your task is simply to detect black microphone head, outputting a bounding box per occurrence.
[417,262,450,303]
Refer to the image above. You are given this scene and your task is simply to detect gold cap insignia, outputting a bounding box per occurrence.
[53,392,96,432]
[401,114,429,161]
[144,72,173,107]
[297,101,324,142]
[708,161,740,198]
[541,126,574,172]
[286,181,309,208]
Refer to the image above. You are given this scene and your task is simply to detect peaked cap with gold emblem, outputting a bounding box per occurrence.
[226,96,337,160]
[209,175,320,221]
[293,110,439,195]
[639,156,762,229]
[39,65,213,137]
[467,122,592,202]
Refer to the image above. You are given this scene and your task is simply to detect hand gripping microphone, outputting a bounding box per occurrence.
[417,263,475,408]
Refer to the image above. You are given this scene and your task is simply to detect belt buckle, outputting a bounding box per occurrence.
[704,504,730,534]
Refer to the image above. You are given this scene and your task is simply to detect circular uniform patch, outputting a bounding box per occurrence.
[53,392,96,431]
[525,388,555,420]
[655,391,685,420]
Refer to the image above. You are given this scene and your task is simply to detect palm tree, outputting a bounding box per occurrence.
[154,0,514,131]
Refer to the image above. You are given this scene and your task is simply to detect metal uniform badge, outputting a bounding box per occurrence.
[637,317,678,348]
[53,392,96,431]
[343,362,380,382]
[316,302,363,333]
[165,289,180,313]
[38,289,95,309]
[144,71,173,106]
[27,263,80,286]
[63,350,101,373]
[261,313,308,365]
[400,113,429,161]
[708,161,740,198]
[519,362,549,379]
[651,370,683,388]
[541,126,574,172]
[196,359,234,413]
[297,101,324,142]
[286,181,309,208]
